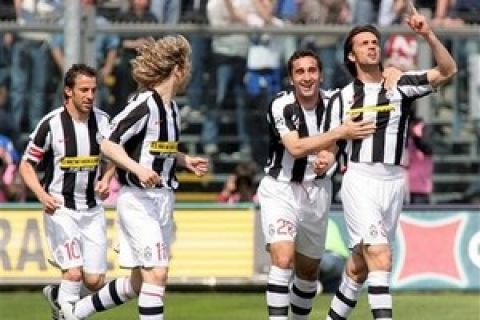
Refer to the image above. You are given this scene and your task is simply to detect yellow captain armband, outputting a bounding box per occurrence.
[346,104,395,115]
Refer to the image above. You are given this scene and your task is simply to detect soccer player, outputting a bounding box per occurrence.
[325,5,457,320]
[72,35,207,320]
[258,49,379,320]
[18,64,118,320]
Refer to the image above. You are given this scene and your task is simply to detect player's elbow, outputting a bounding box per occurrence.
[439,62,458,83]
[442,62,457,80]
[19,160,32,178]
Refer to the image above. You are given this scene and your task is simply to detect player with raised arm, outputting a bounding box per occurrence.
[258,48,380,320]
[325,4,457,320]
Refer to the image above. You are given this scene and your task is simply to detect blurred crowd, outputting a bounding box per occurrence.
[0,0,479,203]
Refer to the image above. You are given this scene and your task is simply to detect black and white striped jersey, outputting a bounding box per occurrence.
[265,88,337,183]
[108,89,181,190]
[23,107,110,210]
[331,71,433,166]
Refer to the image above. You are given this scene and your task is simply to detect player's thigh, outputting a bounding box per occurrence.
[341,172,386,248]
[79,206,107,275]
[117,189,170,268]
[382,178,406,243]
[296,180,331,260]
[258,177,297,245]
[43,207,83,270]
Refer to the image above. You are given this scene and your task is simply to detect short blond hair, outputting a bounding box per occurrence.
[132,35,191,88]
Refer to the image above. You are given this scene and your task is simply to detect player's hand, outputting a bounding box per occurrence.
[136,167,161,188]
[95,179,110,200]
[405,1,432,38]
[223,174,236,193]
[340,116,376,139]
[382,67,403,90]
[185,156,209,177]
[313,150,335,175]
[40,193,61,215]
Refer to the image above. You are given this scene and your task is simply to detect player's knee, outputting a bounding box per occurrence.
[63,267,83,282]
[295,265,319,281]
[142,267,168,286]
[272,255,293,269]
[83,274,106,291]
[364,245,392,271]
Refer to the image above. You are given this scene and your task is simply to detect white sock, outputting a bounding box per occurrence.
[266,266,292,320]
[290,276,317,320]
[57,279,82,305]
[367,271,392,320]
[74,277,137,319]
[326,272,363,320]
[138,282,165,320]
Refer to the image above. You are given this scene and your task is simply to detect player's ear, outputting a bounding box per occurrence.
[348,52,355,63]
[64,86,73,99]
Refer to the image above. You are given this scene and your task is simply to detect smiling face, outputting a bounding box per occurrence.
[290,55,322,107]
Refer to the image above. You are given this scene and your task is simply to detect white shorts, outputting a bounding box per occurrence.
[44,205,107,274]
[258,176,331,259]
[116,186,175,268]
[340,163,406,249]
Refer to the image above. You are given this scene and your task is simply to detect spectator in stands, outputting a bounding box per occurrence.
[202,0,251,156]
[150,0,180,24]
[10,0,62,144]
[407,109,433,204]
[50,0,119,116]
[297,0,351,90]
[0,0,16,21]
[378,0,409,26]
[0,134,22,202]
[0,32,15,141]
[244,0,286,167]
[352,0,378,25]
[0,32,12,112]
[179,0,210,127]
[217,161,257,203]
[114,0,157,112]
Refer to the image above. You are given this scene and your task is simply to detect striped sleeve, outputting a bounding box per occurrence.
[397,71,433,98]
[94,109,111,142]
[109,102,149,145]
[271,92,296,137]
[23,118,52,164]
[324,90,343,130]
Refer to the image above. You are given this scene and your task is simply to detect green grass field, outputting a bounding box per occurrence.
[0,291,478,319]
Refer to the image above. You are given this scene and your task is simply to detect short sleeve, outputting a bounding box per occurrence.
[23,118,52,164]
[109,103,149,145]
[397,71,434,99]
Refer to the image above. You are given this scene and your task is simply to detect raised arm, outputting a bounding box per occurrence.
[405,2,457,87]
